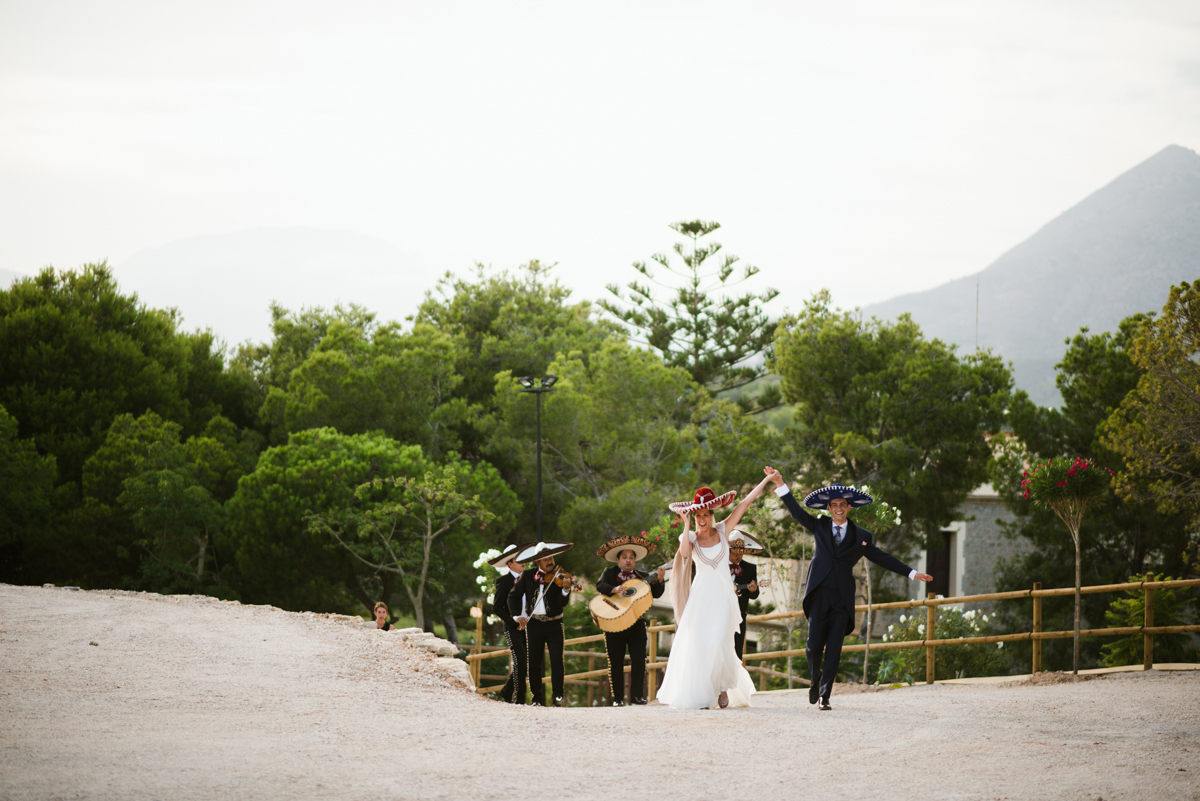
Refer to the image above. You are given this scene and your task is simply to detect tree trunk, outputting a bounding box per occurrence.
[1073,528,1081,675]
[442,609,459,645]
[195,533,208,580]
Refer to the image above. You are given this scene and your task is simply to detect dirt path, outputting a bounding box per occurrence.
[2,584,1197,800]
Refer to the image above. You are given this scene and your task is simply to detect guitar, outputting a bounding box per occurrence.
[735,578,771,596]
[588,564,671,633]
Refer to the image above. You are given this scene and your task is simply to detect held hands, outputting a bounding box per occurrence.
[764,466,784,487]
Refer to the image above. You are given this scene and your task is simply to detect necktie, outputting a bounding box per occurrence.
[834,525,843,545]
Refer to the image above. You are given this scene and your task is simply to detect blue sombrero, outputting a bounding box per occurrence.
[802,484,874,510]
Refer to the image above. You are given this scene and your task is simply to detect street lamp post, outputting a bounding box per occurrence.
[517,375,557,540]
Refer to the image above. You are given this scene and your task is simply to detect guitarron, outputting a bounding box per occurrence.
[589,578,658,633]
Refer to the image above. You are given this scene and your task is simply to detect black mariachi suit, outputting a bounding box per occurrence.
[730,560,760,659]
[778,488,914,699]
[595,566,666,704]
[491,571,527,704]
[508,568,572,705]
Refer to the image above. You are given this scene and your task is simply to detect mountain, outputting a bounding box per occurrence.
[114,227,442,347]
[1,268,28,288]
[863,144,1200,406]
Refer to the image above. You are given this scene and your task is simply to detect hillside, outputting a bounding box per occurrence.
[863,145,1200,406]
[113,227,438,346]
[0,268,27,288]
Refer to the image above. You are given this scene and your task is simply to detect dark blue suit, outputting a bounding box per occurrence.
[778,488,914,699]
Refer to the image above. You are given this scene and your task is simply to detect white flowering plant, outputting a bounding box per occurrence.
[472,549,503,625]
[875,607,1008,684]
[844,484,902,533]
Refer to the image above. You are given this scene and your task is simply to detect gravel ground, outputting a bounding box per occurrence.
[2,584,1198,801]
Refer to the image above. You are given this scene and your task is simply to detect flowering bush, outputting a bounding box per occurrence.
[642,513,681,564]
[1019,456,1113,673]
[472,549,502,625]
[846,483,902,532]
[1021,457,1114,503]
[875,607,1007,684]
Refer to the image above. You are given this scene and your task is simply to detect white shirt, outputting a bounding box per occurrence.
[516,573,571,619]
[774,484,917,580]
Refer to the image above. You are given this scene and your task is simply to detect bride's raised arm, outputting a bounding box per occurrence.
[723,472,776,532]
[676,511,693,559]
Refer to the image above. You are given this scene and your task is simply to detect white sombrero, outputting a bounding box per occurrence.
[514,541,574,563]
[487,543,532,570]
[728,529,765,555]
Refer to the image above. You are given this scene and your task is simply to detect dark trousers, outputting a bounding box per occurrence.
[604,618,648,704]
[500,625,528,704]
[734,612,748,659]
[806,582,851,699]
[526,617,565,705]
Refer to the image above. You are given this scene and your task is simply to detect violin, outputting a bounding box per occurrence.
[544,565,585,593]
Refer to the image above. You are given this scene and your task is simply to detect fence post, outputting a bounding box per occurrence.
[588,653,595,707]
[1144,586,1155,671]
[1032,582,1042,674]
[472,602,483,686]
[648,632,658,702]
[760,665,766,691]
[926,600,936,684]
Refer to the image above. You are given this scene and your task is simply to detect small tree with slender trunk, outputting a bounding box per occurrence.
[1021,457,1114,673]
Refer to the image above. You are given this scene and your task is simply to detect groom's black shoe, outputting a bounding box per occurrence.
[809,685,819,705]
[819,697,831,711]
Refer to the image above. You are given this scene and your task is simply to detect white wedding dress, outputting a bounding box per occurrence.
[657,522,756,709]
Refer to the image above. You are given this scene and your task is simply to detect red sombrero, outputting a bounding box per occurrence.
[668,486,738,515]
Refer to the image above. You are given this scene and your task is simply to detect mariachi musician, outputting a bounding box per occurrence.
[489,543,530,704]
[728,530,766,659]
[509,541,577,707]
[595,535,667,706]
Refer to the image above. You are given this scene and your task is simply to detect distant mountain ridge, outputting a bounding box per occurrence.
[863,144,1200,406]
[1,268,27,288]
[114,227,440,347]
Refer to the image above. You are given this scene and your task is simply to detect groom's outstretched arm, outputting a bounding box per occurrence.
[863,538,934,583]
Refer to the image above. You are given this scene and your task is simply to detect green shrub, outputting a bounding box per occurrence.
[1100,573,1198,667]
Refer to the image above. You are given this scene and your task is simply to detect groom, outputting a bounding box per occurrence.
[765,468,932,710]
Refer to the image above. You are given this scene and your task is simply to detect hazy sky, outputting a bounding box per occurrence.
[3,1,1199,334]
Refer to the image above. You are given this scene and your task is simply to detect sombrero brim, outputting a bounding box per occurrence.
[668,489,738,514]
[728,529,765,555]
[487,543,532,569]
[803,484,874,510]
[515,541,573,563]
[596,536,656,563]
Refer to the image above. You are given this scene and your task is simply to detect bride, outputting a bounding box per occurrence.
[657,472,775,709]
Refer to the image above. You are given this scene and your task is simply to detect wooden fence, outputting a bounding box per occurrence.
[464,577,1200,698]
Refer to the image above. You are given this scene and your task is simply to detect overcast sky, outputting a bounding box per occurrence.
[3,1,1199,337]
